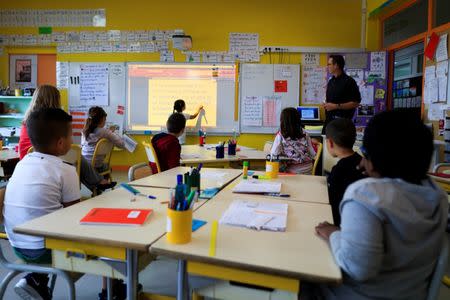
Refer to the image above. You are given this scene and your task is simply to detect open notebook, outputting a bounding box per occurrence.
[232,180,281,194]
[219,200,288,232]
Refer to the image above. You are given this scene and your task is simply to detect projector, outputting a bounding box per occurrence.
[172,35,192,51]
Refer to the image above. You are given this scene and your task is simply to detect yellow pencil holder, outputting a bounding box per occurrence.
[265,161,279,178]
[166,208,192,244]
[15,89,22,97]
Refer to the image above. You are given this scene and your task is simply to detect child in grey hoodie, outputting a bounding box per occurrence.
[311,110,448,300]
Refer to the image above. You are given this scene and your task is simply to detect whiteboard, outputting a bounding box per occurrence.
[68,62,126,143]
[239,64,300,133]
[126,62,238,134]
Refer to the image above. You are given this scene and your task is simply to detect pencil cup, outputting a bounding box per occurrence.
[216,145,225,159]
[184,172,201,192]
[265,161,279,178]
[227,143,237,155]
[15,89,22,97]
[166,208,192,244]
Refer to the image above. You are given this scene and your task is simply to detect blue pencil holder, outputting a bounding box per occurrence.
[228,143,237,155]
[216,145,225,159]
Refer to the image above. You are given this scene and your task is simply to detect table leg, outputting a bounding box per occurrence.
[126,249,138,300]
[177,259,188,300]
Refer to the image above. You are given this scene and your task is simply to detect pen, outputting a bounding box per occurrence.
[197,163,203,172]
[120,183,157,199]
[264,193,290,197]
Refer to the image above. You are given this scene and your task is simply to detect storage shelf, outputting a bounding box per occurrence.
[0,114,24,119]
[0,96,32,100]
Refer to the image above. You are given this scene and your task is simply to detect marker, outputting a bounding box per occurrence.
[120,183,156,199]
[252,175,271,180]
[263,193,290,198]
[197,163,203,172]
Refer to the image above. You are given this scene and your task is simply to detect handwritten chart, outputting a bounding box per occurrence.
[80,64,109,106]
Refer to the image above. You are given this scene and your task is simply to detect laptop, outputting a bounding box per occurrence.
[297,106,320,121]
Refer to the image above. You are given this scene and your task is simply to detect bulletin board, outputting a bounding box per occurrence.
[67,62,126,142]
[239,64,300,134]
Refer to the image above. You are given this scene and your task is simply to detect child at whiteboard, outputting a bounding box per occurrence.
[270,107,316,174]
[81,106,125,176]
[173,99,204,144]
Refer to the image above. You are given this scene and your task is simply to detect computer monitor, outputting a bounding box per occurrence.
[297,106,320,121]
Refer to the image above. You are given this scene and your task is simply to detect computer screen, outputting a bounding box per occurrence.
[297,106,320,121]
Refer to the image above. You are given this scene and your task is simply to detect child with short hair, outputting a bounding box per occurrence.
[173,99,203,144]
[4,108,80,300]
[81,106,125,177]
[270,107,316,174]
[312,110,448,300]
[325,118,365,226]
[152,112,186,171]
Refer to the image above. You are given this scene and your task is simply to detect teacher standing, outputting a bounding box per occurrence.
[322,55,361,133]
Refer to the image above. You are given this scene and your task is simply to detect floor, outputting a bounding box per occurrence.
[1,171,450,299]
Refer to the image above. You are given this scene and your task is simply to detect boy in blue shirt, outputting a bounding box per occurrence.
[4,108,80,300]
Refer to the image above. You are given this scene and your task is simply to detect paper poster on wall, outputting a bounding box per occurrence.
[185,52,201,62]
[360,85,374,105]
[347,69,365,86]
[428,103,445,121]
[79,64,109,106]
[242,96,262,126]
[229,33,259,52]
[436,34,448,62]
[9,55,37,89]
[263,96,281,127]
[370,52,386,75]
[56,61,69,89]
[274,80,287,93]
[301,53,319,66]
[437,60,449,102]
[301,66,327,105]
[345,53,368,69]
[160,50,174,62]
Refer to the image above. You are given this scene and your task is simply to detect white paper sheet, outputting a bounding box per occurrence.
[428,103,445,121]
[242,96,263,126]
[185,51,201,62]
[56,61,69,89]
[360,85,374,105]
[232,180,281,194]
[160,50,174,62]
[123,134,137,153]
[219,199,288,232]
[79,64,109,106]
[229,33,259,52]
[301,66,327,104]
[302,53,320,66]
[370,52,386,74]
[436,34,448,62]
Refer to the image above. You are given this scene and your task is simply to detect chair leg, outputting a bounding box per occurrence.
[57,271,76,300]
[107,278,113,300]
[0,270,20,299]
[49,274,57,294]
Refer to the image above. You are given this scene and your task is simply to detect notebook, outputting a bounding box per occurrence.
[80,208,153,226]
[199,188,220,199]
[232,180,281,194]
[219,200,288,232]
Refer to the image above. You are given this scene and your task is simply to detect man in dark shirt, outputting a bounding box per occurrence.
[325,118,365,226]
[152,113,186,172]
[322,55,361,133]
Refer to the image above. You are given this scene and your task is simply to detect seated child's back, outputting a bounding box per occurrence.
[270,107,316,174]
[152,113,186,172]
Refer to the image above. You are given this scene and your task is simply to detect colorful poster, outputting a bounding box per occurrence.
[301,66,327,104]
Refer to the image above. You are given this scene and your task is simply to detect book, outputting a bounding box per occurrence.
[80,208,153,226]
[123,134,138,153]
[219,200,288,232]
[199,188,219,199]
[232,180,281,194]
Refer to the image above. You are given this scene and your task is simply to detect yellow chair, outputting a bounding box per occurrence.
[91,138,114,181]
[142,141,161,173]
[27,146,33,154]
[0,183,7,240]
[263,141,273,153]
[312,142,323,176]
[128,162,153,182]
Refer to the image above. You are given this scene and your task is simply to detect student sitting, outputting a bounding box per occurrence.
[81,106,124,180]
[325,118,365,226]
[270,107,316,174]
[152,113,186,172]
[311,110,448,300]
[19,85,113,192]
[4,108,80,300]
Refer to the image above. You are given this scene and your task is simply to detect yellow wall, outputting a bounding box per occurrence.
[0,0,365,167]
[366,0,387,50]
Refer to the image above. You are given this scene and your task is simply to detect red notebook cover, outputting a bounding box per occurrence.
[80,208,153,226]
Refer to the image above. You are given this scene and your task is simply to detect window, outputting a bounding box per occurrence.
[383,0,428,48]
[434,0,450,27]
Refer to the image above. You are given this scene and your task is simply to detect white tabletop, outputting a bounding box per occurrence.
[129,166,242,190]
[150,188,341,283]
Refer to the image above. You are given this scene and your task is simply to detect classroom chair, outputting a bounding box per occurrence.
[142,141,161,174]
[263,141,273,153]
[0,182,7,240]
[91,138,114,180]
[312,142,323,176]
[0,185,77,300]
[128,162,153,182]
[427,236,449,300]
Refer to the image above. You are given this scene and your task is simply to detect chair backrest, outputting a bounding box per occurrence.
[427,236,449,300]
[0,184,5,225]
[142,141,161,173]
[128,162,153,182]
[91,138,114,168]
[263,141,273,153]
[312,142,323,176]
[59,145,82,179]
[27,146,33,154]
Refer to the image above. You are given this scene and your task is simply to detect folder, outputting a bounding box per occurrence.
[80,208,153,226]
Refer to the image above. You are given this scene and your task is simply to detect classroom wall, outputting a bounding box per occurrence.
[0,0,366,168]
[366,0,387,50]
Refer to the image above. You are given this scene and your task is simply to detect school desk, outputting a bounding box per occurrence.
[150,182,341,300]
[214,172,330,204]
[129,166,242,190]
[0,149,19,162]
[14,186,201,300]
[180,145,269,168]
